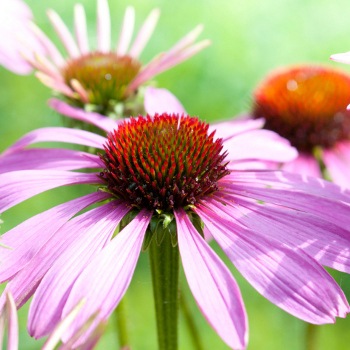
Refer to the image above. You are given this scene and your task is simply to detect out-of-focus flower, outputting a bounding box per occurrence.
[0,0,45,74]
[331,51,350,65]
[0,113,349,349]
[251,64,350,187]
[24,0,209,118]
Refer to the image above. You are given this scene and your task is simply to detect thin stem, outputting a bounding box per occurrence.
[114,298,129,348]
[179,290,205,350]
[149,233,180,350]
[305,323,318,350]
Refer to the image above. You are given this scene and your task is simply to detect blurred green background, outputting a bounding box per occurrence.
[2,0,350,349]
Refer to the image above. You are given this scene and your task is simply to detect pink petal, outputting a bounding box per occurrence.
[0,170,101,214]
[61,210,152,344]
[2,201,127,310]
[74,4,89,54]
[223,129,297,163]
[323,141,350,188]
[282,153,322,178]
[330,51,350,64]
[211,193,350,274]
[0,192,108,283]
[97,0,110,52]
[35,72,75,97]
[0,0,45,74]
[174,208,248,349]
[49,99,118,133]
[129,9,160,58]
[4,293,18,350]
[144,87,186,115]
[220,171,350,228]
[47,9,80,58]
[208,117,265,141]
[4,126,106,154]
[197,204,349,323]
[116,6,135,55]
[0,148,101,173]
[28,201,130,337]
[28,22,64,67]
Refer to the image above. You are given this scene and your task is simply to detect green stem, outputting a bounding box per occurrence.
[149,233,180,350]
[305,323,318,350]
[114,298,129,348]
[179,290,205,350]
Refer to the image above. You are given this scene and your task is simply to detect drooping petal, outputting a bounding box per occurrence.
[4,293,18,350]
[97,0,110,52]
[49,99,118,133]
[35,72,75,97]
[47,9,80,58]
[223,129,297,163]
[282,153,322,178]
[28,200,130,338]
[323,141,350,188]
[174,209,248,350]
[196,204,349,323]
[0,148,101,173]
[129,9,160,58]
[0,170,101,214]
[0,192,108,283]
[4,126,106,154]
[144,87,186,115]
[220,171,350,227]
[61,209,152,344]
[1,201,127,310]
[116,6,135,55]
[209,193,350,274]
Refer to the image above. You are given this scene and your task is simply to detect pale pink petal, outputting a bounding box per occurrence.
[0,148,101,173]
[0,0,44,74]
[323,141,350,188]
[0,192,108,283]
[70,79,89,103]
[1,201,126,309]
[282,153,322,178]
[5,293,18,350]
[4,126,106,154]
[74,4,89,54]
[129,39,210,91]
[61,210,152,344]
[0,170,101,214]
[28,22,64,67]
[35,72,75,97]
[330,51,350,64]
[208,117,265,141]
[229,159,278,171]
[144,87,186,115]
[42,299,87,350]
[29,201,130,337]
[23,53,62,81]
[211,193,350,274]
[49,99,118,133]
[197,204,349,323]
[47,9,80,57]
[174,208,248,349]
[116,6,135,55]
[129,9,160,58]
[223,129,298,163]
[97,0,110,52]
[165,25,204,57]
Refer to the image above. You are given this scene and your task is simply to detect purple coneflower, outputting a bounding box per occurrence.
[251,64,350,187]
[0,113,350,349]
[23,0,209,118]
[0,0,45,74]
